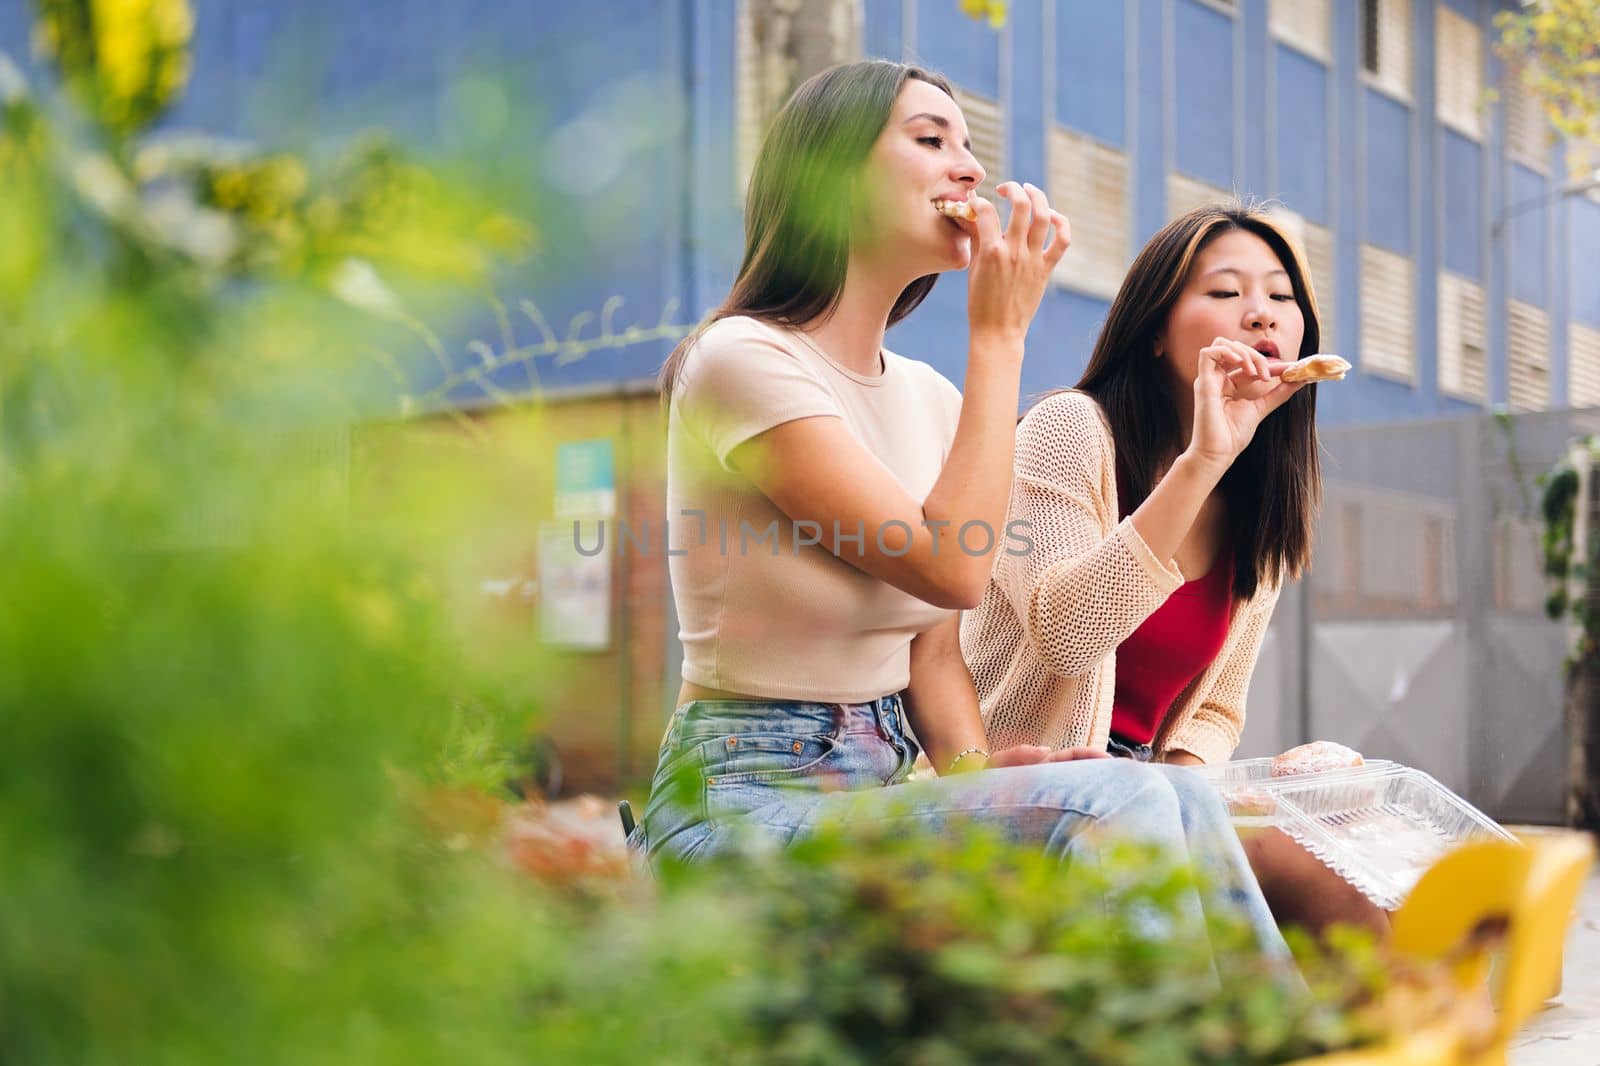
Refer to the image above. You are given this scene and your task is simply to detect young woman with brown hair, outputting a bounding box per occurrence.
[962,203,1386,935]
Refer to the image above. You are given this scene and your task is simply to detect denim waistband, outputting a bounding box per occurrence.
[1107,732,1154,762]
[663,693,909,747]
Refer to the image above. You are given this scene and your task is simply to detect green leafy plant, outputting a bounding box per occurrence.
[511,821,1428,1066]
[1535,436,1600,658]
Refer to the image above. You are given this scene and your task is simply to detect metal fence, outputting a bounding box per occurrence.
[1237,409,1600,825]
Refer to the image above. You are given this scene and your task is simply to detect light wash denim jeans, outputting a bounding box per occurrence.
[634,694,1288,961]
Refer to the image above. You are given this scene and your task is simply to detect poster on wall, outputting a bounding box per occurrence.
[537,519,611,650]
[554,440,616,518]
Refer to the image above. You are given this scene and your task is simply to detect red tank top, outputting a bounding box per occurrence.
[1110,470,1235,746]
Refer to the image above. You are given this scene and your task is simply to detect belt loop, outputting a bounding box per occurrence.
[880,693,903,741]
[1107,732,1155,762]
[860,696,882,740]
[670,702,696,745]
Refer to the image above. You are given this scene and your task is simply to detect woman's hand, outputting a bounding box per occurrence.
[984,744,1111,770]
[963,182,1071,349]
[1186,336,1305,472]
[1047,746,1113,762]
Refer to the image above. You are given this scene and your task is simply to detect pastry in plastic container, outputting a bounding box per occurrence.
[1270,740,1364,777]
[1269,765,1519,910]
[1195,755,1395,818]
[1223,785,1280,817]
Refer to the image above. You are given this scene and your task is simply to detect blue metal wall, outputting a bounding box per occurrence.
[1174,1,1237,190]
[1576,200,1600,326]
[3,0,1595,422]
[878,0,1595,423]
[884,0,1591,424]
[1276,48,1332,226]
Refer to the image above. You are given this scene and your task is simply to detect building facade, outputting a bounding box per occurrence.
[7,0,1582,422]
[6,1,1593,802]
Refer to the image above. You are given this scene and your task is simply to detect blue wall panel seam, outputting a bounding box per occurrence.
[1233,2,1246,191]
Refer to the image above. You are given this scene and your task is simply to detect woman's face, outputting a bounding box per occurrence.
[1156,228,1307,392]
[854,78,985,275]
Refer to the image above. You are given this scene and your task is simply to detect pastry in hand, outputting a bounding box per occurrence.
[933,198,977,222]
[1281,353,1352,383]
[1270,740,1365,777]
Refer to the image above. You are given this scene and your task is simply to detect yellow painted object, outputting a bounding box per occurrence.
[1290,832,1594,1066]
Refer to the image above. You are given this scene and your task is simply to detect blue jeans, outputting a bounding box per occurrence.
[635,695,1287,960]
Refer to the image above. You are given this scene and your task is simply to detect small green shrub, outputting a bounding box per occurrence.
[596,826,1392,1066]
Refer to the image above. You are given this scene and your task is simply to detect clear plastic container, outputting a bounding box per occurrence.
[1196,757,1398,818]
[1269,765,1518,910]
[1193,756,1278,787]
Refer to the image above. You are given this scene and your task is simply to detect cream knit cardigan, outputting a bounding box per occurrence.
[960,390,1280,765]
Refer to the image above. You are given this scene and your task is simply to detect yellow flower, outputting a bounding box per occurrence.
[60,0,197,132]
[958,0,1007,27]
[94,19,150,103]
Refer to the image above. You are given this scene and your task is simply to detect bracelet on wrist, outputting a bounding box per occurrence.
[947,747,990,775]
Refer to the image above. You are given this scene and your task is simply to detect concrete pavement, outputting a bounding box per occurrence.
[1511,867,1600,1066]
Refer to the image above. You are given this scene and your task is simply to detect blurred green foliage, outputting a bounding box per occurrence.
[1,2,555,1058]
[528,826,1398,1066]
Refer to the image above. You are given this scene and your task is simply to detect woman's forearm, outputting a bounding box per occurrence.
[919,336,1025,603]
[1126,451,1225,570]
[906,704,989,775]
[904,617,992,774]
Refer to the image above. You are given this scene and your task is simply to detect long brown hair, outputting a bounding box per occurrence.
[1073,203,1323,601]
[659,60,955,401]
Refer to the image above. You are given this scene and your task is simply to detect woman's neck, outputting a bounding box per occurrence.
[802,258,908,376]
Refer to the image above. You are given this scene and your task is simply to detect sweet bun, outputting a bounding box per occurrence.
[1270,740,1365,777]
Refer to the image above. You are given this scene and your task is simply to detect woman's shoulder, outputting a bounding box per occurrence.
[1011,389,1116,488]
[691,314,797,355]
[677,315,813,388]
[1020,388,1113,444]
